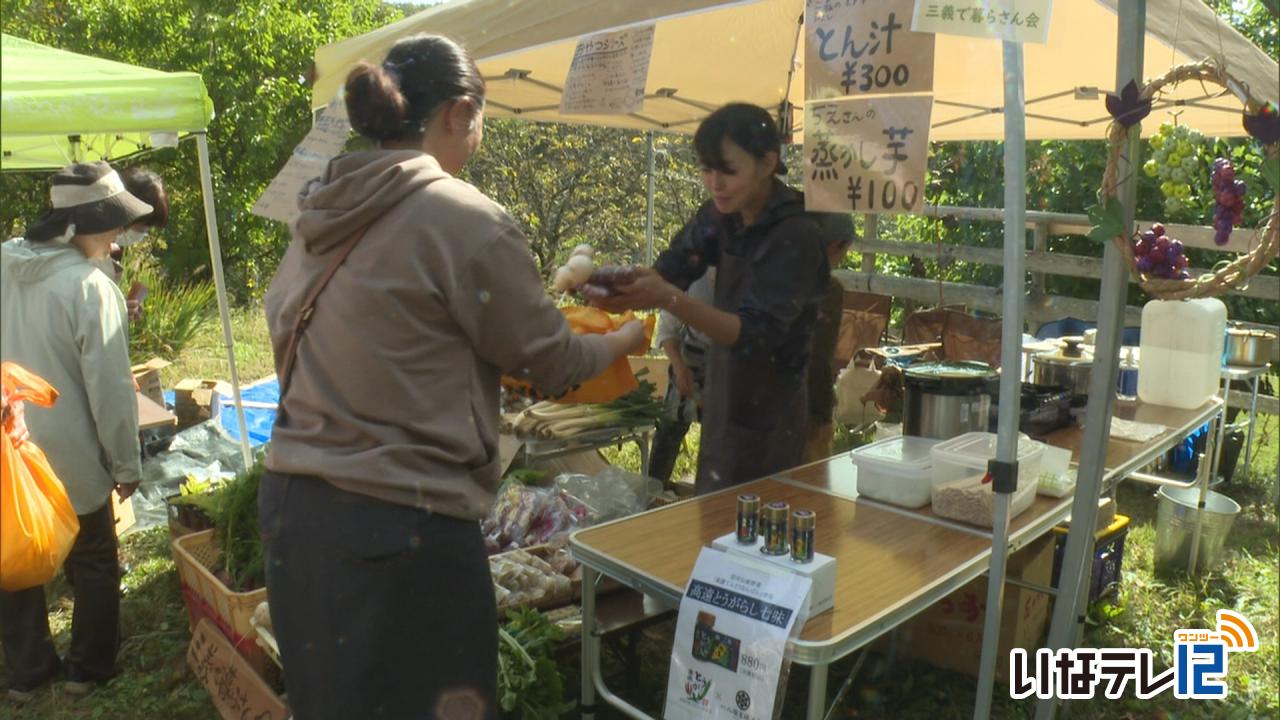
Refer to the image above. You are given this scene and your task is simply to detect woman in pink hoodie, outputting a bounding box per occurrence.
[260,34,642,720]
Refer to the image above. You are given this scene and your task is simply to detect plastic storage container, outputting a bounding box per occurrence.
[1138,299,1227,409]
[929,432,1045,527]
[850,436,939,508]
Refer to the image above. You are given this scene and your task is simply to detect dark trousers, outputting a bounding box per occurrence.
[0,500,121,688]
[649,343,708,484]
[259,471,498,720]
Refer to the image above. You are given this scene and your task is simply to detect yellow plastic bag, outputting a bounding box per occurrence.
[1,362,80,592]
[503,307,656,404]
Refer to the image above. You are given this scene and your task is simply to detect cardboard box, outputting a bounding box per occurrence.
[173,378,231,429]
[899,534,1055,679]
[131,358,170,407]
[112,490,135,537]
[187,619,289,720]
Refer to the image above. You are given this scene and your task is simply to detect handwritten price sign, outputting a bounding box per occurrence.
[805,0,935,100]
[559,24,655,116]
[803,96,933,215]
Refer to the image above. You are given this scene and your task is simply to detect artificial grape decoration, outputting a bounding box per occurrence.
[1132,222,1189,280]
[1210,157,1247,246]
[1143,124,1205,216]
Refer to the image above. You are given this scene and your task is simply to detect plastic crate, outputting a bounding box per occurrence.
[1051,515,1130,604]
[172,529,268,673]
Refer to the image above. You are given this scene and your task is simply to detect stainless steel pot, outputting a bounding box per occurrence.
[1031,339,1094,397]
[903,361,998,440]
[1224,325,1277,367]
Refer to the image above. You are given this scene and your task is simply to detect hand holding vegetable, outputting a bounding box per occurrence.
[585,266,678,314]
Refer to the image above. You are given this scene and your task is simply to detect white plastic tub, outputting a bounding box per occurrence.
[1138,298,1227,409]
[850,436,939,508]
[930,432,1045,527]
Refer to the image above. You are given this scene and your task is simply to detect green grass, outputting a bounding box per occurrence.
[0,528,216,719]
[158,305,276,389]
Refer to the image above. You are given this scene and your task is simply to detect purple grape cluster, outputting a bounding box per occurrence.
[1211,157,1246,245]
[1133,222,1189,280]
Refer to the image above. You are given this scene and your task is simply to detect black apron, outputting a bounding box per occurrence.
[694,235,809,495]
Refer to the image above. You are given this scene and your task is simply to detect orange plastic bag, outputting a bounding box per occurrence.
[503,307,656,404]
[1,362,80,592]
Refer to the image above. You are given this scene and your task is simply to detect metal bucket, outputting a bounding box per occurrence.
[1154,486,1241,575]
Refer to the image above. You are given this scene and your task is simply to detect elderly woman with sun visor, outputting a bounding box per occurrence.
[1,161,153,700]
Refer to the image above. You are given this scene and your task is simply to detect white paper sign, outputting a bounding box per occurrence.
[805,0,936,101]
[665,548,811,720]
[911,0,1053,44]
[804,96,933,215]
[251,97,351,224]
[559,24,655,116]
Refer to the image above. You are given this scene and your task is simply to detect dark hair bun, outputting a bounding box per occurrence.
[345,62,408,141]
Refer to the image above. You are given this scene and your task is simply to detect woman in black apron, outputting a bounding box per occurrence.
[589,103,850,494]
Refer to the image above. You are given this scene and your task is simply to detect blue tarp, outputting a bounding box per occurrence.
[216,378,279,447]
[164,379,279,447]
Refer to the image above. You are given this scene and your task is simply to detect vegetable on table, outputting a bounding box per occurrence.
[497,608,576,719]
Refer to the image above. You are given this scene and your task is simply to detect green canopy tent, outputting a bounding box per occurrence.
[1,33,253,466]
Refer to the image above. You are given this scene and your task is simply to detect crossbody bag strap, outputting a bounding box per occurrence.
[277,224,370,398]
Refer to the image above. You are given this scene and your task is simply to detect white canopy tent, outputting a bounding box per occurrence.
[1,34,254,468]
[312,0,1277,140]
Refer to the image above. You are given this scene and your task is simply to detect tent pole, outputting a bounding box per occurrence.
[195,133,254,468]
[972,37,1027,720]
[1036,2,1146,718]
[645,131,656,264]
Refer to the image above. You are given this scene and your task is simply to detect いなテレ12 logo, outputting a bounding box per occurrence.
[1008,610,1259,700]
[1173,609,1258,699]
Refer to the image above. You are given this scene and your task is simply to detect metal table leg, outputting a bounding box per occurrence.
[806,662,829,720]
[1244,373,1260,472]
[582,566,600,719]
[1210,378,1228,487]
[638,431,653,478]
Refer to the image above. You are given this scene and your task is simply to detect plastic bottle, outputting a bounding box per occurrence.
[1137,298,1227,409]
[1116,347,1139,401]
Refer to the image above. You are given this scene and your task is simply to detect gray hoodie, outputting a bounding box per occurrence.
[0,238,141,515]
[264,150,613,520]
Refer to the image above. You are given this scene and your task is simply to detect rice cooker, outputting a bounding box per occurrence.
[902,361,999,441]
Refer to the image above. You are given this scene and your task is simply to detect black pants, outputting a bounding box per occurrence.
[649,343,708,484]
[259,471,497,720]
[0,500,121,688]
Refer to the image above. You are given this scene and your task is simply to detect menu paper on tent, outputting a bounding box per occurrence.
[251,97,351,224]
[559,24,655,116]
[665,548,811,720]
[805,0,936,100]
[803,95,933,215]
[911,0,1053,44]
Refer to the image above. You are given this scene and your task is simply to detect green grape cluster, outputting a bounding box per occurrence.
[1143,123,1206,215]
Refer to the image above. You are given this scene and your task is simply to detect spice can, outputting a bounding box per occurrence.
[761,501,790,556]
[736,494,761,543]
[790,509,815,563]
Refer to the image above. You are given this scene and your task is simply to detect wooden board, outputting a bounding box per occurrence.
[1038,398,1220,470]
[573,478,991,645]
[137,391,176,430]
[187,619,288,720]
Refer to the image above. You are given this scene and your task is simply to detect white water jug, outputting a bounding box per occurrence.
[1138,298,1227,409]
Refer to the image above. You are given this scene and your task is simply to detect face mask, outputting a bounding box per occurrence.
[117,228,149,247]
